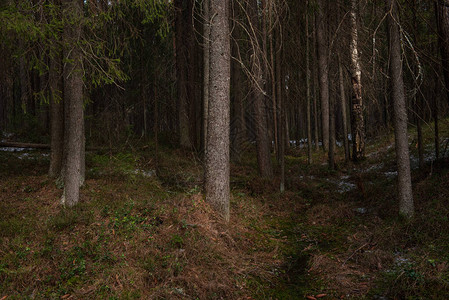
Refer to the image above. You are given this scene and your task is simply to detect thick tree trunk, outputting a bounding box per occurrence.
[338,57,350,163]
[350,0,365,161]
[315,0,329,151]
[205,0,230,221]
[387,0,414,218]
[48,53,64,178]
[61,0,84,207]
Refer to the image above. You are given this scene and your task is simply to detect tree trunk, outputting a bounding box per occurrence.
[203,0,210,155]
[205,0,230,221]
[350,0,365,161]
[338,56,350,163]
[231,26,246,161]
[275,25,282,161]
[329,93,335,169]
[61,0,84,207]
[434,92,439,160]
[306,1,312,164]
[436,0,449,102]
[267,2,278,156]
[248,0,273,178]
[386,0,414,218]
[315,0,329,151]
[48,53,64,178]
[154,83,159,173]
[19,43,30,115]
[174,0,192,149]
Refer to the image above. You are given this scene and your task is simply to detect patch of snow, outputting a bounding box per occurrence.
[0,147,29,152]
[1,132,14,139]
[394,252,411,267]
[131,169,155,177]
[363,164,383,173]
[327,177,357,193]
[354,207,367,214]
[337,181,357,193]
[384,171,398,178]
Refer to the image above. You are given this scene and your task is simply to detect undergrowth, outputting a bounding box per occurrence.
[0,119,449,299]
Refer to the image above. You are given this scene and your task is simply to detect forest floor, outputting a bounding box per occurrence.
[1,121,449,299]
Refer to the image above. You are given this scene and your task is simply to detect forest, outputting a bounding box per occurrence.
[1,0,449,298]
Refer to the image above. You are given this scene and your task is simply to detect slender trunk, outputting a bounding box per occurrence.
[315,0,329,151]
[350,0,365,161]
[280,99,285,193]
[269,3,278,155]
[306,1,312,164]
[61,0,84,207]
[312,12,319,151]
[329,91,335,169]
[174,0,192,149]
[205,0,230,221]
[387,0,414,218]
[248,0,273,178]
[276,26,282,161]
[231,30,246,161]
[154,83,159,173]
[49,53,64,178]
[435,0,449,102]
[203,0,210,155]
[19,45,30,115]
[417,106,424,168]
[338,56,350,162]
[412,1,424,169]
[434,94,439,159]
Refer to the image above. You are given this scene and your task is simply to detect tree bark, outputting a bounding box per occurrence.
[231,25,246,161]
[338,56,350,163]
[315,0,329,151]
[61,0,84,207]
[436,0,449,102]
[306,1,312,164]
[49,52,64,178]
[248,0,273,178]
[329,93,335,169]
[174,0,192,149]
[386,0,414,218]
[205,0,230,221]
[203,0,210,155]
[350,0,365,161]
